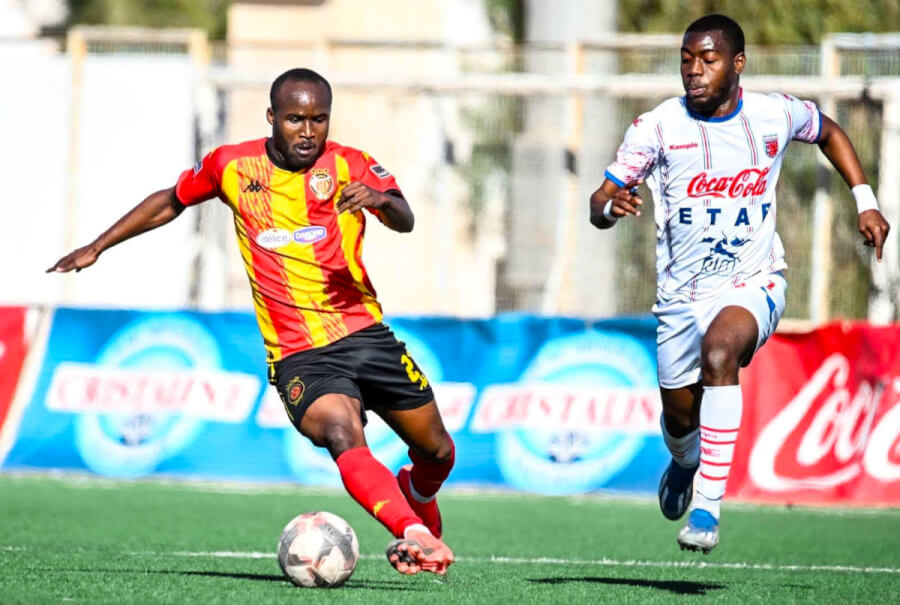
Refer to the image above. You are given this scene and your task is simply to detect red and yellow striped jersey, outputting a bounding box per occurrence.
[175,138,401,361]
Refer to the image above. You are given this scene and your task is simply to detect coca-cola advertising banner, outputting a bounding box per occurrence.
[732,323,900,506]
[0,306,28,431]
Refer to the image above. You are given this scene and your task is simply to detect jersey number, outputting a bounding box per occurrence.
[401,353,429,391]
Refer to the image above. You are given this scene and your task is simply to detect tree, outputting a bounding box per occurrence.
[67,0,230,38]
[618,0,900,43]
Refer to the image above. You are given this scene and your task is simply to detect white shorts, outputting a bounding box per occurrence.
[653,272,787,389]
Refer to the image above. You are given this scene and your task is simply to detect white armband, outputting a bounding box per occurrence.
[852,184,879,214]
[602,200,617,222]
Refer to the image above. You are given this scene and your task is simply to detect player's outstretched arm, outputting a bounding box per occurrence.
[589,178,644,229]
[46,187,184,273]
[817,114,891,261]
[336,181,414,233]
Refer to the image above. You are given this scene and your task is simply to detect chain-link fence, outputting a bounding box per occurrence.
[47,29,900,321]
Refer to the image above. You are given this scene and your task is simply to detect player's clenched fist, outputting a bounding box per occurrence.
[336,181,390,214]
[589,178,644,228]
[608,179,645,219]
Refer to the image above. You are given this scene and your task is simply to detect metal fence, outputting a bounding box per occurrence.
[55,29,900,321]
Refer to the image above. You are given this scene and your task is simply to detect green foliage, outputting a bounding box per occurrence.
[485,0,526,42]
[618,0,900,43]
[67,0,230,38]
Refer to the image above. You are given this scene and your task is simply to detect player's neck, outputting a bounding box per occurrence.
[686,87,742,122]
[264,137,320,172]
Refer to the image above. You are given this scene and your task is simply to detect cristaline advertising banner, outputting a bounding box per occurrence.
[0,308,669,494]
[730,323,900,506]
[2,308,897,506]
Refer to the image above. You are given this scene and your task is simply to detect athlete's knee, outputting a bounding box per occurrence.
[318,420,365,456]
[413,431,455,466]
[701,337,740,382]
[662,408,694,435]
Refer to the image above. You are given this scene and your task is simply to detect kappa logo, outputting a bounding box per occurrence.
[242,179,264,193]
[286,376,305,406]
[669,142,699,151]
[763,134,779,158]
[369,164,391,179]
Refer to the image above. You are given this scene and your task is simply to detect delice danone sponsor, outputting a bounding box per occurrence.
[256,228,292,250]
[293,226,327,244]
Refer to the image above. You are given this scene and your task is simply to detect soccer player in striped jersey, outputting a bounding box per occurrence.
[48,68,454,575]
[589,15,890,553]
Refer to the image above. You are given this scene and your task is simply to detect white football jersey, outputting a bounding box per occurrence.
[605,90,821,304]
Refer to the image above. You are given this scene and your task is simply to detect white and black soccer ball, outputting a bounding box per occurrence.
[277,511,359,588]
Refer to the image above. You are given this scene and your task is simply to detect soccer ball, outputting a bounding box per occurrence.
[277,511,359,588]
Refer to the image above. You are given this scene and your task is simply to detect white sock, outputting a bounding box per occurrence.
[693,385,743,520]
[660,414,700,469]
[403,524,432,539]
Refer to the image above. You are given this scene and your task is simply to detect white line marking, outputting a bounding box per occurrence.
[117,549,900,575]
[5,545,899,575]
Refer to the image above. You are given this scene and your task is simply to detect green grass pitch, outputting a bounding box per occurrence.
[1,474,898,604]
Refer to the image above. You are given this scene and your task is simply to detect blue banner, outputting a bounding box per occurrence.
[2,308,670,495]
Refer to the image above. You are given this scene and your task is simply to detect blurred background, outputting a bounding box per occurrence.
[0,1,898,506]
[2,0,898,322]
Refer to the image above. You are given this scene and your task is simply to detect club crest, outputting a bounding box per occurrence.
[763,135,779,158]
[308,169,335,200]
[286,376,305,406]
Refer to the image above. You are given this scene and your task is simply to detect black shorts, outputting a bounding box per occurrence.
[267,323,435,430]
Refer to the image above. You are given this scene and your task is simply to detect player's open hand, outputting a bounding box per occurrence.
[858,209,890,262]
[336,181,388,215]
[46,244,100,273]
[608,179,645,218]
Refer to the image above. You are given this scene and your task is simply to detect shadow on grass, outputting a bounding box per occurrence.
[529,576,725,595]
[45,568,422,591]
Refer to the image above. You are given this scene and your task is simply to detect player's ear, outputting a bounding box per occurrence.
[733,51,746,75]
[266,107,275,126]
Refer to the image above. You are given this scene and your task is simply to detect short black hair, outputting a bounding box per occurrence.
[684,14,745,56]
[269,68,332,109]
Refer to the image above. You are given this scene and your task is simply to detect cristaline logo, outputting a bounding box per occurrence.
[471,384,659,433]
[47,363,259,423]
[687,168,769,199]
[748,353,900,491]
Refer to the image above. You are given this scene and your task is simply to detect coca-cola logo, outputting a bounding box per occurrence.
[687,168,769,199]
[748,354,900,491]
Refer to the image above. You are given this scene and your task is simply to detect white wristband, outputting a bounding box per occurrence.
[602,200,617,222]
[852,184,879,214]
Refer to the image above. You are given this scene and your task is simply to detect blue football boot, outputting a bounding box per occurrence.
[677,508,719,554]
[658,459,698,520]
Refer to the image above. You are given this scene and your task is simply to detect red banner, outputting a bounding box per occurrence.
[732,322,900,506]
[0,306,28,431]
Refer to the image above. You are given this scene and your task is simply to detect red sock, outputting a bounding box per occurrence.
[336,447,423,538]
[409,436,455,499]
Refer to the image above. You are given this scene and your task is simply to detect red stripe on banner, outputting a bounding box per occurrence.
[701,426,740,433]
[0,306,27,431]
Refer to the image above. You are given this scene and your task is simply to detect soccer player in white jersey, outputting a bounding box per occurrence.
[589,14,890,554]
